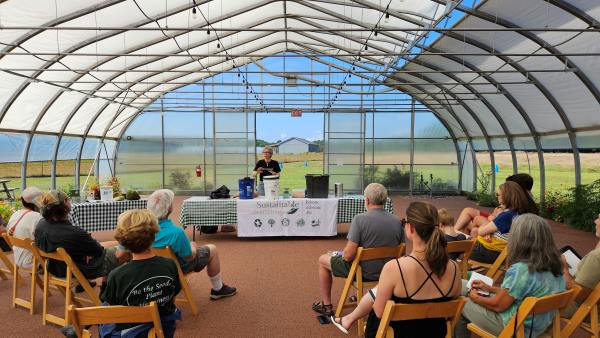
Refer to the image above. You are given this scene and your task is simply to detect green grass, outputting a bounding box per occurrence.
[5,159,600,199]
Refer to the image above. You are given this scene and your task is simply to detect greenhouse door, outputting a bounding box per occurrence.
[211,111,256,191]
[325,111,365,193]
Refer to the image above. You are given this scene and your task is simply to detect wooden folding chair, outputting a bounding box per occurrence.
[69,301,164,338]
[469,246,509,282]
[447,239,476,279]
[0,238,15,280]
[2,234,44,314]
[468,286,580,338]
[375,297,466,338]
[152,246,198,315]
[335,244,406,336]
[30,244,101,326]
[561,281,600,338]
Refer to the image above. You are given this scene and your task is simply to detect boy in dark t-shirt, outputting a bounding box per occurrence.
[438,208,467,260]
[100,210,181,338]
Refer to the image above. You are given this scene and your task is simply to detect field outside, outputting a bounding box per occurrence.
[1,152,599,198]
[476,152,600,196]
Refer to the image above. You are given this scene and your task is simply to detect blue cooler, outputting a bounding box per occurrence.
[238,177,255,199]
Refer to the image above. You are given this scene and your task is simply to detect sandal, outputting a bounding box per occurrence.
[330,316,349,335]
[312,301,333,315]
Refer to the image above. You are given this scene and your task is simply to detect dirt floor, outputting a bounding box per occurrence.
[0,196,596,338]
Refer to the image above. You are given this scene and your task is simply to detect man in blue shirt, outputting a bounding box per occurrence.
[148,189,236,300]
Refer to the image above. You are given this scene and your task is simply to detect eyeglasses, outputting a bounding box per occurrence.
[263,151,272,154]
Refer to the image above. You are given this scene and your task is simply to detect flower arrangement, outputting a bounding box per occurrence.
[0,201,16,226]
[105,177,122,198]
[88,180,101,200]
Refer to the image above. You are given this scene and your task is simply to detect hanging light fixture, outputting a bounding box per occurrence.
[192,7,197,19]
[207,28,210,34]
[217,43,220,48]
[384,12,390,23]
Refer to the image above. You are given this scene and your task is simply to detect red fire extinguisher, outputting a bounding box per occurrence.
[195,165,202,177]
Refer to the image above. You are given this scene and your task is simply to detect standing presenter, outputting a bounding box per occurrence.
[252,146,281,196]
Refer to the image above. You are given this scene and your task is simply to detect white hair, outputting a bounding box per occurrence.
[364,183,387,206]
[147,189,175,219]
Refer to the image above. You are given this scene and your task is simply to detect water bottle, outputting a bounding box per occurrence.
[283,187,290,199]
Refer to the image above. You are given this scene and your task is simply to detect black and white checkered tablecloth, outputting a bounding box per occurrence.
[178,196,394,229]
[179,198,237,227]
[336,197,394,223]
[69,200,148,232]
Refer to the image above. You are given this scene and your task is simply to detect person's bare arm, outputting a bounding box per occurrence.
[477,221,499,237]
[372,261,398,317]
[469,281,515,313]
[342,240,359,262]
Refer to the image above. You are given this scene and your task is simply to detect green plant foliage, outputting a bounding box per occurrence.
[125,189,141,200]
[552,180,600,232]
[540,190,569,222]
[472,170,499,207]
[0,201,16,225]
[169,170,191,190]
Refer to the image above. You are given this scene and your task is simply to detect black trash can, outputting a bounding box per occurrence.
[305,174,330,198]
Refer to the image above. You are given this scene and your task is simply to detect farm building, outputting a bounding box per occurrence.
[270,137,319,154]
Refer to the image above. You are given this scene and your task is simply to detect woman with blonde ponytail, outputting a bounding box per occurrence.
[331,202,461,337]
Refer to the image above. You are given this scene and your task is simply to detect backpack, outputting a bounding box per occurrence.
[210,185,230,199]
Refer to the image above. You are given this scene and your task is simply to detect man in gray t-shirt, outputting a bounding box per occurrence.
[312,183,404,316]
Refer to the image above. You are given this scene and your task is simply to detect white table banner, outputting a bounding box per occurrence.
[236,198,339,237]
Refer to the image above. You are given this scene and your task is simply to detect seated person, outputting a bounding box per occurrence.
[6,187,43,268]
[454,173,537,233]
[33,190,130,281]
[562,213,600,323]
[455,214,566,338]
[147,189,236,300]
[437,208,466,260]
[100,209,181,338]
[331,201,461,337]
[466,181,537,264]
[312,183,404,316]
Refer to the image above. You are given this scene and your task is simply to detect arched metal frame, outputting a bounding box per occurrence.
[0,0,595,204]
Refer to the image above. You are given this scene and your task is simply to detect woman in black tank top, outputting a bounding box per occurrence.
[331,201,461,337]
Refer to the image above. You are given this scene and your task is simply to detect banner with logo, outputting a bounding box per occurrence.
[236,198,338,237]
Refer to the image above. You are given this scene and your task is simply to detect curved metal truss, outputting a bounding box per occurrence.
[0,0,598,203]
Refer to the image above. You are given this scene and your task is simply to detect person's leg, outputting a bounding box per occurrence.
[204,244,220,277]
[455,299,504,338]
[338,291,375,330]
[469,242,501,264]
[454,207,480,233]
[318,253,334,305]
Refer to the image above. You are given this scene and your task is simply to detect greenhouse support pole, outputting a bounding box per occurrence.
[160,97,165,188]
[94,142,101,184]
[408,98,415,195]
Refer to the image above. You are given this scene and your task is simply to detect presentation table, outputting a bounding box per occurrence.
[179,196,394,239]
[69,200,148,232]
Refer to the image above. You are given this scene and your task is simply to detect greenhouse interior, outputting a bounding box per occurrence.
[0,0,599,337]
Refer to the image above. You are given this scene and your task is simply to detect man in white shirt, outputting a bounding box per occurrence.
[6,187,43,268]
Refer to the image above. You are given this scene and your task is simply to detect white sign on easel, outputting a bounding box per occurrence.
[236,198,338,237]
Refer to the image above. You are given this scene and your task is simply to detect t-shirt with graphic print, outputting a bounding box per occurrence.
[500,262,566,337]
[101,256,181,330]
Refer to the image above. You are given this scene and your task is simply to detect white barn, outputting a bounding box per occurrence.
[271,138,319,154]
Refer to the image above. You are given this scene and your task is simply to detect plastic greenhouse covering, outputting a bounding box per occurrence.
[0,0,597,204]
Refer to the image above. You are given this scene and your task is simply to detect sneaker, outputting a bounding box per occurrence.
[60,325,77,338]
[210,284,237,300]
